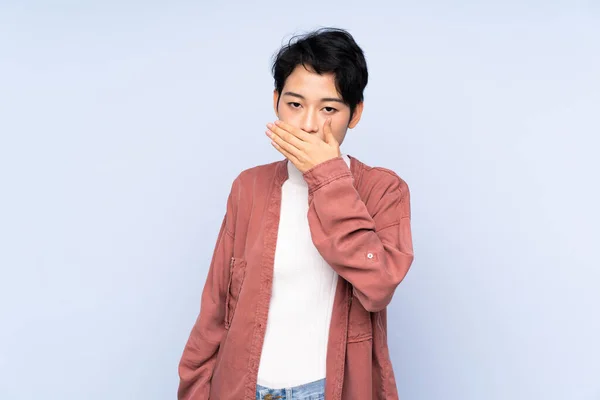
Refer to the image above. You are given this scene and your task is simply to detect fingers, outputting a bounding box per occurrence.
[267,122,305,150]
[270,138,298,163]
[273,120,316,143]
[266,126,302,159]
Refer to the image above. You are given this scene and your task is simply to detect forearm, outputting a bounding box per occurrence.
[305,157,414,312]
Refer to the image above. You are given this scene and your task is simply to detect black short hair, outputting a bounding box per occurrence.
[272,27,368,119]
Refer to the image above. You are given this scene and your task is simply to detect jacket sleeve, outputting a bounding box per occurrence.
[177,180,237,399]
[304,157,414,312]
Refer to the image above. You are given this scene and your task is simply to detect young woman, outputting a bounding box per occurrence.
[178,27,414,400]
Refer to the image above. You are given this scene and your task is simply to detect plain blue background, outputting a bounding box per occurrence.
[1,1,599,399]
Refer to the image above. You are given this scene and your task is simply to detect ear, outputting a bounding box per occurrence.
[273,89,280,118]
[348,102,364,129]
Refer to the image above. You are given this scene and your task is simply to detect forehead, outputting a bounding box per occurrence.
[283,65,339,97]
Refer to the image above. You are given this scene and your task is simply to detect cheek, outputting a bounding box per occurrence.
[331,122,348,143]
[277,108,300,125]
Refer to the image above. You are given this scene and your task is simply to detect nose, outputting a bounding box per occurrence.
[300,110,319,134]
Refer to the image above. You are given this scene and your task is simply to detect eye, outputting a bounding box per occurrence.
[323,106,338,114]
[288,102,301,109]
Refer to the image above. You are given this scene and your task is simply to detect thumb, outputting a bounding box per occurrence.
[324,118,336,144]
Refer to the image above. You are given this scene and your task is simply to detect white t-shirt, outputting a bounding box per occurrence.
[256,155,351,389]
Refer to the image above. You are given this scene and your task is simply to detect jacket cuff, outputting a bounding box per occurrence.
[302,156,352,194]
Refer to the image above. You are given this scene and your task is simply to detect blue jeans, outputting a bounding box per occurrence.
[255,378,325,400]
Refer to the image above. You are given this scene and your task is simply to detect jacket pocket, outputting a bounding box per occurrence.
[225,257,247,329]
[343,338,374,399]
[347,288,373,343]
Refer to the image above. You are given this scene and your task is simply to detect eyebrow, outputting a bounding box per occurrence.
[282,91,345,104]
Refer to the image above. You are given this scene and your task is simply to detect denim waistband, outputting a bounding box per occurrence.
[256,378,325,400]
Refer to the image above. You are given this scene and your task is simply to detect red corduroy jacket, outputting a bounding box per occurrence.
[178,155,414,399]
